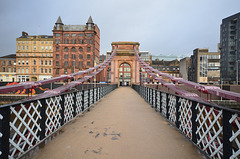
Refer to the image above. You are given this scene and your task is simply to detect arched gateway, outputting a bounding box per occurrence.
[110,42,141,86]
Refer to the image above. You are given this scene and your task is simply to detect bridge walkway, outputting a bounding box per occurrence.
[33,87,204,159]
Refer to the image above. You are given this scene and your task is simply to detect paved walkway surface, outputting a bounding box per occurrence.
[33,87,204,159]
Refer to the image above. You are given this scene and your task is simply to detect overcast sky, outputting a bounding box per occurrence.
[0,0,239,57]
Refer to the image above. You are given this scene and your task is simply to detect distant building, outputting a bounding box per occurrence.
[180,57,190,80]
[0,54,16,82]
[188,48,220,84]
[16,31,53,82]
[220,12,240,84]
[152,54,187,61]
[52,16,100,78]
[151,59,180,82]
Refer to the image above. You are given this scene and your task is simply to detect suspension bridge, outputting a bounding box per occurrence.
[0,42,240,159]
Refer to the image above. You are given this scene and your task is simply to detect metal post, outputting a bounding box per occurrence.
[139,69,142,86]
[166,93,169,119]
[40,99,46,140]
[223,110,233,159]
[176,96,180,128]
[191,101,198,144]
[60,94,65,126]
[73,92,77,117]
[0,107,10,158]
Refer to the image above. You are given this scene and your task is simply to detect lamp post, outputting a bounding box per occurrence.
[237,60,240,85]
[139,69,142,86]
[107,67,110,86]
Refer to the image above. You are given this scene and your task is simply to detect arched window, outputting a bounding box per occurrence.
[79,47,83,52]
[64,47,68,52]
[72,47,76,52]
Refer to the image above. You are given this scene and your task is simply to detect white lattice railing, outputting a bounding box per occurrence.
[132,84,240,159]
[0,84,117,158]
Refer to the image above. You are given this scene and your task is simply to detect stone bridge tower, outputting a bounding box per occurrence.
[110,41,140,86]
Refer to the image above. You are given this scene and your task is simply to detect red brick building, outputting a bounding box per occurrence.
[52,16,100,78]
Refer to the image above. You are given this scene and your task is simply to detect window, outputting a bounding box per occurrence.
[79,33,84,37]
[41,41,44,44]
[41,60,43,65]
[49,60,51,65]
[72,33,77,37]
[64,47,68,52]
[45,54,47,57]
[2,67,5,72]
[87,62,90,66]
[22,41,25,44]
[18,68,20,73]
[64,61,68,66]
[64,39,69,44]
[49,46,52,50]
[23,46,25,50]
[79,39,83,44]
[71,47,76,52]
[41,46,44,50]
[22,54,25,57]
[34,46,36,50]
[64,34,69,37]
[8,61,11,65]
[56,47,59,52]
[72,61,75,67]
[79,54,83,59]
[8,68,11,72]
[41,68,43,73]
[26,54,29,57]
[56,68,59,74]
[22,68,24,73]
[49,69,51,73]
[87,47,91,52]
[72,39,76,44]
[18,53,21,57]
[22,60,25,65]
[72,54,76,59]
[87,33,92,37]
[18,60,20,65]
[87,54,91,59]
[79,47,83,52]
[45,60,47,65]
[34,41,36,44]
[2,61,5,65]
[33,60,36,65]
[56,54,59,59]
[26,68,28,73]
[26,60,28,65]
[26,46,29,50]
[56,61,59,66]
[18,46,21,50]
[64,54,68,59]
[33,68,36,73]
[79,61,83,67]
[13,68,16,72]
[55,33,61,37]
[45,46,48,50]
[41,54,43,57]
[45,69,47,73]
[64,69,67,74]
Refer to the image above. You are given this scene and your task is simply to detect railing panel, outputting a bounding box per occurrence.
[9,101,42,158]
[168,94,176,125]
[196,103,223,158]
[161,93,167,117]
[76,91,83,114]
[64,93,74,123]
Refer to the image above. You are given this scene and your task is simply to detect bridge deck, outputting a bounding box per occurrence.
[33,87,203,159]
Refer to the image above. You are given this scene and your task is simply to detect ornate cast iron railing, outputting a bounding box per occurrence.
[0,84,117,159]
[132,84,240,159]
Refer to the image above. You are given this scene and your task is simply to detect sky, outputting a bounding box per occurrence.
[0,0,239,57]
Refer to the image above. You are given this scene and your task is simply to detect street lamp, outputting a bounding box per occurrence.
[107,67,110,86]
[237,60,240,85]
[139,69,142,86]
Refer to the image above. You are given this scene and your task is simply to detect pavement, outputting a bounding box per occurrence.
[32,87,204,159]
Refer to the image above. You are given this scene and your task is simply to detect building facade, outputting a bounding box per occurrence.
[16,32,53,82]
[152,59,180,82]
[0,54,16,82]
[188,48,220,84]
[220,12,240,84]
[52,16,100,78]
[180,57,190,80]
